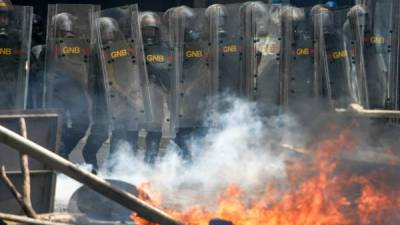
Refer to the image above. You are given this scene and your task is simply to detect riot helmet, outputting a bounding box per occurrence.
[97,17,120,44]
[325,0,338,9]
[347,4,367,29]
[290,7,307,41]
[357,0,376,32]
[174,6,200,42]
[52,12,76,38]
[250,2,269,37]
[0,0,11,36]
[205,4,227,38]
[249,2,281,37]
[311,4,334,35]
[140,12,161,46]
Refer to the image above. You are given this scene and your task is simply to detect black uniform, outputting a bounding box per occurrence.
[81,47,109,170]
[281,6,317,111]
[44,5,100,158]
[0,2,33,110]
[96,6,154,165]
[240,2,283,117]
[169,6,212,162]
[312,4,355,109]
[141,11,171,164]
[347,0,398,110]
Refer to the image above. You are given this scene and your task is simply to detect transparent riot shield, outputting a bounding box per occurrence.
[44,4,99,142]
[312,5,356,109]
[168,6,212,130]
[96,5,153,131]
[281,6,317,110]
[206,3,242,96]
[0,4,33,110]
[392,1,400,111]
[347,0,398,110]
[240,2,282,116]
[140,11,171,133]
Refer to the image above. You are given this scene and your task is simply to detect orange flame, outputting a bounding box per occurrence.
[131,130,400,225]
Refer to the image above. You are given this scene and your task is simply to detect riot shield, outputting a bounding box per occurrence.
[96,5,153,131]
[240,2,282,116]
[88,44,109,135]
[44,4,99,133]
[140,11,171,132]
[347,0,398,110]
[168,6,212,130]
[206,3,242,96]
[281,6,317,110]
[312,5,356,109]
[0,4,33,110]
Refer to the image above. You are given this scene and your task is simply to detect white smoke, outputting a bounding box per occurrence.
[54,164,92,211]
[98,97,306,209]
[53,96,398,213]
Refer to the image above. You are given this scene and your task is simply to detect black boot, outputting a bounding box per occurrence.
[144,131,162,165]
[82,124,108,171]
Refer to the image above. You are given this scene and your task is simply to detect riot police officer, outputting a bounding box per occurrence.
[28,14,46,109]
[0,0,32,110]
[96,5,154,167]
[81,26,109,170]
[168,6,212,162]
[205,4,242,97]
[281,5,317,111]
[311,1,355,109]
[44,5,99,159]
[97,15,141,163]
[240,2,283,116]
[140,12,171,164]
[346,0,397,110]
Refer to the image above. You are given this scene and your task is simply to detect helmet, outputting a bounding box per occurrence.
[325,1,338,9]
[174,5,195,20]
[140,12,161,45]
[347,4,367,28]
[173,6,200,42]
[52,12,76,38]
[0,0,11,35]
[205,4,227,38]
[0,0,11,14]
[249,2,272,37]
[311,4,334,34]
[97,17,120,43]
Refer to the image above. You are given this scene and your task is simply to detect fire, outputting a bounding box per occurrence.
[131,130,400,225]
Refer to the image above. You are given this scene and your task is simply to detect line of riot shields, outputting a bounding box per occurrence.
[2,0,400,170]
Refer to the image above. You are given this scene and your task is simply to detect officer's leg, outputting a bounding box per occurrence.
[126,130,139,156]
[59,84,90,159]
[174,128,193,162]
[144,131,162,165]
[61,123,89,159]
[82,123,109,170]
[109,129,125,160]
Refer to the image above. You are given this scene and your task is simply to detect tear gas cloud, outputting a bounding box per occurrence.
[55,96,389,210]
[99,96,305,209]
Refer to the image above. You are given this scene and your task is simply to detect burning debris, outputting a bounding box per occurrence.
[130,130,400,225]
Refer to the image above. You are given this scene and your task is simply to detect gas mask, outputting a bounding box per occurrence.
[175,6,201,42]
[140,12,161,46]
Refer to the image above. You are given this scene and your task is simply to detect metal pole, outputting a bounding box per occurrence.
[336,103,400,118]
[0,125,184,225]
[0,212,71,225]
